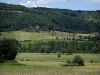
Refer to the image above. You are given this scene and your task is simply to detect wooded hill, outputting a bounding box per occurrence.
[0,3,100,33]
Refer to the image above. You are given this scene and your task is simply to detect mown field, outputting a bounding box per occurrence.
[0,53,100,75]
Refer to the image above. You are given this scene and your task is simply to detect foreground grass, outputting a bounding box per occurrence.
[0,63,100,75]
[0,53,100,75]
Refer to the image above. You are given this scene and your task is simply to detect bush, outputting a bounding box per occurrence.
[72,55,85,66]
[66,60,71,64]
[90,60,98,63]
[90,60,94,63]
[57,52,61,58]
[25,59,30,61]
[95,61,98,63]
[0,39,19,63]
[21,59,24,61]
[56,37,59,40]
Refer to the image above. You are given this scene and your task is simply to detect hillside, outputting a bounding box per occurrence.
[0,3,100,33]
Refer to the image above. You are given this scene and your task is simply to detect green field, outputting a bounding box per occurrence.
[16,53,100,66]
[0,53,100,75]
[0,31,93,41]
[0,31,94,46]
[0,31,99,75]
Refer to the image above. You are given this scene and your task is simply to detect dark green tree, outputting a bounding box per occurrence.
[72,55,84,66]
[0,39,19,62]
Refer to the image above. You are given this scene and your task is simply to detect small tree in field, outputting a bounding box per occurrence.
[57,52,61,59]
[0,39,19,63]
[72,55,85,66]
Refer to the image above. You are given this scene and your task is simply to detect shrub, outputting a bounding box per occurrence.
[25,59,30,61]
[66,60,71,64]
[90,60,98,63]
[0,39,19,63]
[72,55,85,66]
[56,37,59,40]
[95,61,98,63]
[57,52,61,58]
[21,59,24,61]
[90,60,94,63]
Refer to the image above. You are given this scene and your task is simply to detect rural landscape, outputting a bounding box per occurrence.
[0,1,100,75]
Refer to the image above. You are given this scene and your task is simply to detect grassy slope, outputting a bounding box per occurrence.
[0,31,95,46]
[0,31,94,41]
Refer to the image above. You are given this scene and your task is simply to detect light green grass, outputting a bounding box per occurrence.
[0,31,93,41]
[0,53,100,75]
[0,31,99,75]
[16,53,100,66]
[0,31,94,46]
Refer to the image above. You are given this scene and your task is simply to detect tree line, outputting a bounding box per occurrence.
[20,38,100,53]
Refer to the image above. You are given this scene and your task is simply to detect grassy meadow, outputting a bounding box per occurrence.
[0,31,94,41]
[0,53,100,75]
[0,31,99,75]
[0,31,95,46]
[16,53,100,66]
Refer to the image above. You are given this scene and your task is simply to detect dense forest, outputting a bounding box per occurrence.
[0,3,100,33]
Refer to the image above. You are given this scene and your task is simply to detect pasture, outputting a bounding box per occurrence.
[16,53,100,66]
[0,31,95,47]
[0,31,99,75]
[0,31,94,41]
[0,53,100,75]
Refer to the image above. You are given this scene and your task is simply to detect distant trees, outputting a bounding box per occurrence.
[40,45,50,53]
[92,46,99,53]
[35,25,40,32]
[0,39,19,63]
[21,39,100,53]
